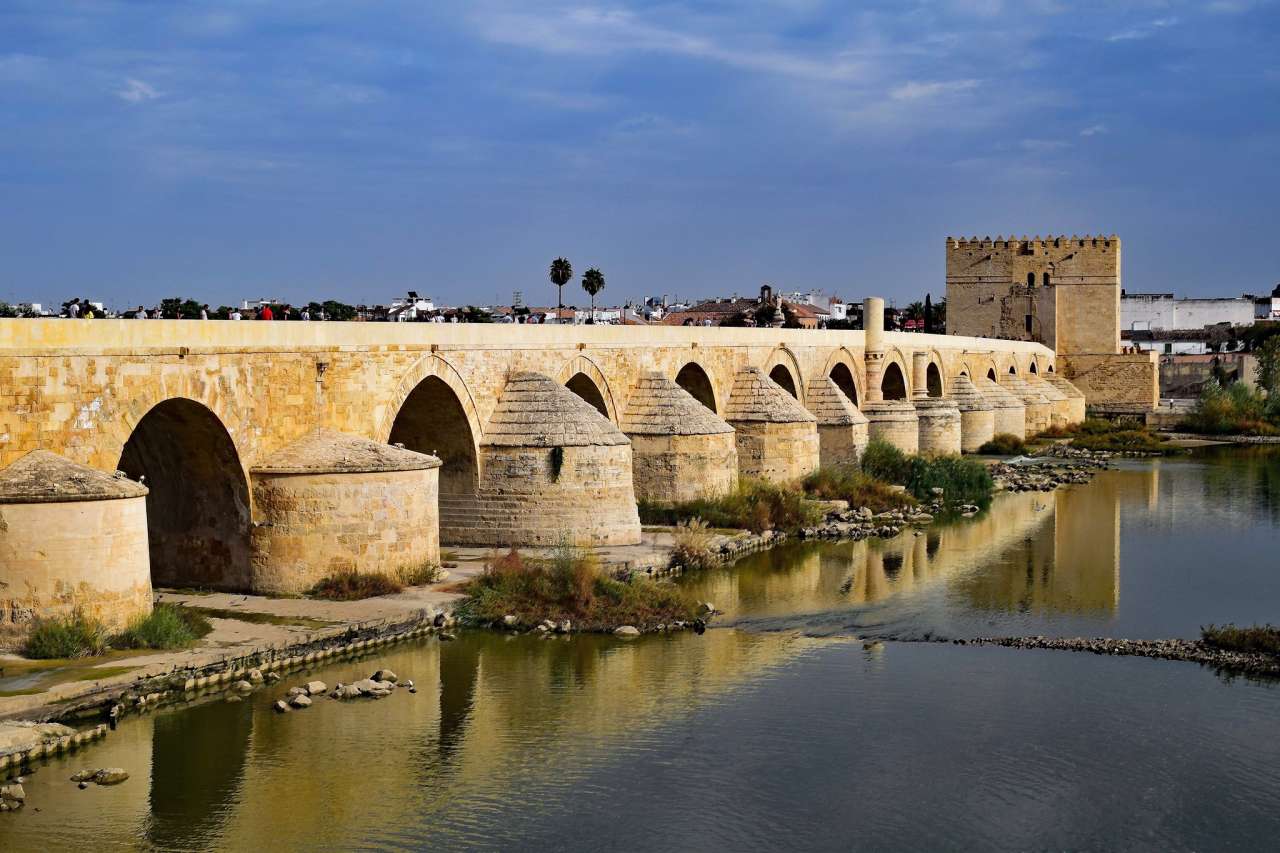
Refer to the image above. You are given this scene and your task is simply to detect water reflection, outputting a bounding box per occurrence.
[683,450,1280,640]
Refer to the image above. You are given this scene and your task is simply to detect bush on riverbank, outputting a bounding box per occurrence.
[21,604,213,659]
[23,610,111,659]
[802,464,916,513]
[1035,418,1175,454]
[977,433,1027,455]
[638,478,821,533]
[308,561,443,600]
[669,519,718,570]
[1180,381,1280,437]
[1202,623,1280,656]
[459,545,700,631]
[115,604,213,650]
[860,440,994,505]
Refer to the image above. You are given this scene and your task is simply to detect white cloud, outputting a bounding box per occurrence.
[116,78,160,103]
[1107,17,1178,42]
[1079,123,1108,137]
[889,79,980,100]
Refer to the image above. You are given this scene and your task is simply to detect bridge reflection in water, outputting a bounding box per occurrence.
[685,466,1176,629]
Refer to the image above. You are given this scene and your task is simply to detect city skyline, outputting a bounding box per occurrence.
[2,2,1278,309]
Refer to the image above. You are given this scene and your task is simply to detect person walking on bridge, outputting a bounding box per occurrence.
[260,304,274,321]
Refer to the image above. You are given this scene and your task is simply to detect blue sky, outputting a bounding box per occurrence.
[1,1,1277,310]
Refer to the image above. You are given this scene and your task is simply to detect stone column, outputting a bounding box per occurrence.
[860,297,918,452]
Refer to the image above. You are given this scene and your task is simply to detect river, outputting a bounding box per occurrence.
[3,447,1280,851]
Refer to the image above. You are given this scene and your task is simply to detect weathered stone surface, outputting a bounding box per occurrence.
[724,368,819,483]
[92,768,130,785]
[288,693,312,709]
[371,670,397,684]
[622,373,738,503]
[806,376,869,467]
[252,429,441,474]
[613,625,641,637]
[0,722,76,757]
[305,680,327,695]
[0,450,146,504]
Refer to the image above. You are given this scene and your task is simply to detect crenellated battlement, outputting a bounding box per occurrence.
[946,234,1119,252]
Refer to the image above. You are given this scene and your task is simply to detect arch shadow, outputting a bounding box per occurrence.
[675,362,718,413]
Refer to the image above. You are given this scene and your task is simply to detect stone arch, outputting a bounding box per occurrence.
[768,364,799,398]
[881,361,909,401]
[556,355,619,423]
[762,346,805,402]
[117,397,252,591]
[388,374,481,541]
[926,361,944,397]
[822,348,864,406]
[381,353,484,453]
[883,347,912,398]
[1029,360,1039,375]
[674,361,719,413]
[926,348,946,397]
[1047,363,1055,373]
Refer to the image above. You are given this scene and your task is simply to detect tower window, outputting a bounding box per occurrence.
[1026,272,1035,287]
[1043,272,1051,286]
[1025,314,1033,334]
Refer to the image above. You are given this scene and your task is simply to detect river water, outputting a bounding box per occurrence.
[3,448,1280,851]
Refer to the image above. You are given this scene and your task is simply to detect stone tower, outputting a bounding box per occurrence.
[944,235,1121,355]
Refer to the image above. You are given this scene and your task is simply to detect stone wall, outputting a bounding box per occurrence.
[249,468,440,595]
[1059,352,1160,412]
[731,421,819,483]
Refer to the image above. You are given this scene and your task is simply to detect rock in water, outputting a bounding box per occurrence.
[371,669,397,684]
[92,768,129,786]
[247,669,264,683]
[614,625,641,637]
[289,694,313,709]
[305,681,327,696]
[70,769,95,783]
[274,700,291,713]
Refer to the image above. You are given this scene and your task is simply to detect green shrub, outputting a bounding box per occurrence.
[395,561,443,587]
[1070,428,1172,453]
[23,610,111,659]
[860,440,911,484]
[1201,623,1280,656]
[1181,381,1280,436]
[459,546,699,630]
[310,570,404,601]
[115,604,212,650]
[905,455,994,504]
[639,478,820,533]
[801,464,916,513]
[977,433,1027,455]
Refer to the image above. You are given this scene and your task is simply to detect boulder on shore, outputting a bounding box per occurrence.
[614,625,641,637]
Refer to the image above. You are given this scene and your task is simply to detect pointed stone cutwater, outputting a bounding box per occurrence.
[1041,372,1087,425]
[1025,371,1071,428]
[249,430,442,595]
[0,450,152,638]
[723,366,819,483]
[461,372,640,546]
[806,375,869,467]
[621,371,737,504]
[911,353,961,456]
[950,374,996,453]
[1001,371,1053,436]
[975,375,1028,440]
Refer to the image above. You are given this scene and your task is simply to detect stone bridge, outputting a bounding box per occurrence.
[0,299,1084,634]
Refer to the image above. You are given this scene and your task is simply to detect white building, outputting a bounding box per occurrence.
[1122,287,1280,332]
[388,293,435,321]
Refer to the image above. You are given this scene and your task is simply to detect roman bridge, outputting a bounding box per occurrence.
[0,298,1085,634]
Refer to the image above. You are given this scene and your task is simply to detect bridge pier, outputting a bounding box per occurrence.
[1044,373,1087,425]
[248,431,442,595]
[976,375,1027,439]
[806,375,869,467]
[621,372,738,504]
[723,367,820,483]
[949,374,996,453]
[454,372,641,547]
[1027,372,1071,429]
[0,451,152,638]
[911,352,961,456]
[1001,372,1053,436]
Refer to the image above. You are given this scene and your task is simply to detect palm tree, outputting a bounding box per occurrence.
[903,301,925,331]
[549,258,572,320]
[581,268,605,324]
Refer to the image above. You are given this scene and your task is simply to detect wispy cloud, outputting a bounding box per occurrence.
[116,77,160,103]
[472,6,867,83]
[1107,17,1178,42]
[890,79,980,100]
[1080,123,1108,137]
